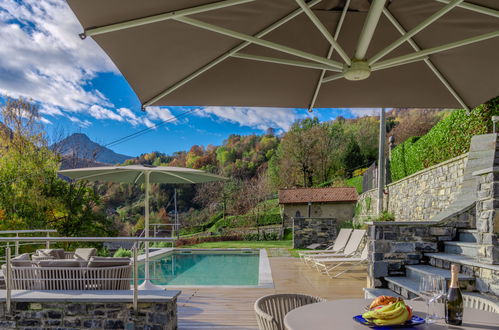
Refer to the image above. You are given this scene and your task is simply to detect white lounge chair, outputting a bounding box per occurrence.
[303,229,365,266]
[299,228,352,261]
[314,244,369,277]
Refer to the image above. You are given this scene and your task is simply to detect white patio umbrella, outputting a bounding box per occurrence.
[59,165,227,289]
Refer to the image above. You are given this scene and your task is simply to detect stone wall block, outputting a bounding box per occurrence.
[391,242,415,253]
[373,261,388,277]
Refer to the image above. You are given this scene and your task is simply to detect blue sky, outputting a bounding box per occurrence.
[0,0,378,157]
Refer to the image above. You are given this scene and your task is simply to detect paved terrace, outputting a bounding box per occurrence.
[176,254,366,329]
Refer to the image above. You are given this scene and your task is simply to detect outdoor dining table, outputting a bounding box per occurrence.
[284,298,499,330]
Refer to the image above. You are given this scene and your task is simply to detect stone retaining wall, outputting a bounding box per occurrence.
[357,153,467,221]
[474,167,499,264]
[293,218,337,249]
[367,222,456,289]
[0,299,177,330]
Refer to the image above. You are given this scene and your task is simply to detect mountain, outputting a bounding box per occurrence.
[51,133,132,166]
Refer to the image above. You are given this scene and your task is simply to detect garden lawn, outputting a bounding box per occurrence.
[180,240,293,249]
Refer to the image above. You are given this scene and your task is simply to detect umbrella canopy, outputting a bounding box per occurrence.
[67,0,499,110]
[59,165,227,289]
[59,165,227,184]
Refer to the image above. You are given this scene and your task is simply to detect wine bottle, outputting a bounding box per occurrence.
[445,264,463,325]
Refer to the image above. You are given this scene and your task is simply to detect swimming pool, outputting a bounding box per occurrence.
[139,249,273,287]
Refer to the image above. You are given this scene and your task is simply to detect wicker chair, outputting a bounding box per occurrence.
[463,293,499,313]
[254,294,325,330]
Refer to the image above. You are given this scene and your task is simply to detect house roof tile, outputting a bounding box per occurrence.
[278,187,358,204]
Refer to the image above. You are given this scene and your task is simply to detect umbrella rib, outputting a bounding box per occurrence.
[369,0,464,65]
[321,73,344,84]
[382,8,470,111]
[231,52,342,72]
[371,55,429,71]
[309,0,351,111]
[372,30,499,71]
[158,171,196,184]
[134,172,144,184]
[293,0,351,65]
[80,0,254,38]
[435,0,499,19]
[61,170,119,181]
[175,17,344,70]
[354,0,387,60]
[142,0,325,107]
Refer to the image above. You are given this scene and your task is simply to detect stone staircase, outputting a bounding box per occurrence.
[365,228,499,299]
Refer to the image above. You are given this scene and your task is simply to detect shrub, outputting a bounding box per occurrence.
[113,248,132,258]
[374,211,395,222]
[390,98,499,181]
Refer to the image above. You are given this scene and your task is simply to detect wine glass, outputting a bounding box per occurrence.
[419,275,446,323]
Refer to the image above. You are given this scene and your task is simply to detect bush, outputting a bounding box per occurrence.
[113,248,132,258]
[374,211,395,222]
[283,228,293,240]
[390,98,499,181]
[175,234,245,247]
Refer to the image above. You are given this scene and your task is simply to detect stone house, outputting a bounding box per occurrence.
[278,187,358,226]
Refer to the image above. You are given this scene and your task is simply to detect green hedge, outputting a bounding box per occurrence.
[391,98,499,182]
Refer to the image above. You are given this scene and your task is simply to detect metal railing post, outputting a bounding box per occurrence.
[6,246,12,315]
[15,233,19,257]
[133,245,138,314]
[46,232,50,249]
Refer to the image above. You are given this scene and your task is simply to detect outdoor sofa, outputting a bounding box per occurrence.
[2,248,132,290]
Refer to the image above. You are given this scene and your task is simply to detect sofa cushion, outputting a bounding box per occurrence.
[31,255,55,262]
[87,257,130,268]
[38,259,82,268]
[11,253,32,267]
[36,249,65,259]
[74,248,97,261]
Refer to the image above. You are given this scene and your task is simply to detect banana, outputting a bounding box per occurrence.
[372,302,406,320]
[373,308,409,326]
[363,303,393,319]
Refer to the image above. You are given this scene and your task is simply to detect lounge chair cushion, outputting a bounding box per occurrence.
[31,255,56,262]
[88,257,130,268]
[11,253,32,267]
[38,259,82,268]
[36,249,65,259]
[74,248,97,261]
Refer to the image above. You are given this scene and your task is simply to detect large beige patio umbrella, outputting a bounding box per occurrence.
[66,0,499,212]
[68,0,499,110]
[59,165,227,289]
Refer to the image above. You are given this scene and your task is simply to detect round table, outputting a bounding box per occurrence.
[284,298,499,330]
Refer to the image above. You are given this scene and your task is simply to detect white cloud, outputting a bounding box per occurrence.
[0,0,116,114]
[87,105,123,121]
[145,106,175,123]
[197,106,300,131]
[67,115,92,128]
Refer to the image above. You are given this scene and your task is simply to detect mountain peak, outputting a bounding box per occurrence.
[52,133,132,167]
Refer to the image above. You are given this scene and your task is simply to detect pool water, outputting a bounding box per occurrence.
[139,250,260,286]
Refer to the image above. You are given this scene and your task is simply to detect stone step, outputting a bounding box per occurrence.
[405,264,475,282]
[444,241,478,257]
[385,277,420,299]
[363,288,403,299]
[426,253,499,272]
[458,229,479,243]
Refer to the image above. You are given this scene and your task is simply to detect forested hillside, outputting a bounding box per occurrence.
[96,108,448,236]
[1,95,470,239]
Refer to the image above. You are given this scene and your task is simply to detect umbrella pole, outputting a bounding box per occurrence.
[139,171,162,290]
[377,108,386,215]
[145,171,150,281]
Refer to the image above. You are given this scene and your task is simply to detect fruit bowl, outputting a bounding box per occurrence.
[358,296,423,327]
[353,315,425,328]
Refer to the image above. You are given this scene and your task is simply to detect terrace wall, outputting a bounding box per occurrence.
[0,292,178,330]
[293,218,338,249]
[357,153,468,221]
